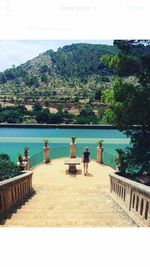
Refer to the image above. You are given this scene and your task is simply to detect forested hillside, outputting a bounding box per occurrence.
[0,43,117,103]
[43,43,116,79]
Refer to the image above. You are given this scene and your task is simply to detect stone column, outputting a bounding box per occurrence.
[70,143,76,158]
[97,147,103,163]
[43,146,50,163]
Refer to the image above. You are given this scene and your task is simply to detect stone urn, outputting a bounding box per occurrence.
[18,154,23,164]
[24,147,29,160]
[17,154,25,168]
[43,139,49,148]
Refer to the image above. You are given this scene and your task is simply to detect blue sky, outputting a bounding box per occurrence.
[0,40,113,72]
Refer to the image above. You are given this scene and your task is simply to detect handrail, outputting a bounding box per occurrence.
[0,171,33,221]
[103,150,116,169]
[50,145,70,159]
[30,150,43,169]
[30,144,117,170]
[109,172,150,226]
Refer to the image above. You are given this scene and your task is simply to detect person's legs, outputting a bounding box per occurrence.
[83,163,86,175]
[85,163,88,174]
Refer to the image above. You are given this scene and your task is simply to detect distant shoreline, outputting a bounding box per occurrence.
[0,123,141,129]
[0,123,116,129]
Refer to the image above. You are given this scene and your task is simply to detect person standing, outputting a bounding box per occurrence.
[82,147,91,175]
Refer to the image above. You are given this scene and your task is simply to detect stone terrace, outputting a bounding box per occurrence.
[1,159,137,227]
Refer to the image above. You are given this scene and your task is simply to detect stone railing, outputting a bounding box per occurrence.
[109,172,150,227]
[0,171,33,221]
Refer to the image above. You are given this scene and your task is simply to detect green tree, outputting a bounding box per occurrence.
[98,106,105,122]
[36,110,50,123]
[41,73,49,84]
[29,76,40,87]
[102,40,150,175]
[95,89,102,101]
[44,99,50,107]
[0,153,10,161]
[76,105,98,124]
[0,161,23,181]
[32,103,42,112]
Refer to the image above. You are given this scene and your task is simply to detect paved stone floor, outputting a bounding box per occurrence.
[1,159,137,227]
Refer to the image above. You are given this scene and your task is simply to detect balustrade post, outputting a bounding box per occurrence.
[109,176,113,193]
[148,202,150,223]
[70,137,77,158]
[43,146,50,163]
[17,161,26,169]
[24,157,30,170]
[70,143,76,158]
[97,147,103,163]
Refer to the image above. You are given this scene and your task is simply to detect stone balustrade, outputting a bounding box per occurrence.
[109,172,150,227]
[97,146,103,164]
[0,171,33,221]
[43,146,50,163]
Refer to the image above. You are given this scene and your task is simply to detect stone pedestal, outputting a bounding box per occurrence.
[70,143,76,158]
[22,156,30,170]
[43,146,50,163]
[97,147,103,164]
[17,162,26,169]
[69,164,77,173]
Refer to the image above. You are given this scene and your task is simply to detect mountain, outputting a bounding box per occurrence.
[0,43,118,103]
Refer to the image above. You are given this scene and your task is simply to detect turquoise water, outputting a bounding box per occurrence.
[0,127,130,163]
[0,127,127,138]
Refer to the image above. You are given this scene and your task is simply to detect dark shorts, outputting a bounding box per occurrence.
[83,160,89,163]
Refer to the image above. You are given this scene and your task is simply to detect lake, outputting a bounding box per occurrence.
[0,127,130,163]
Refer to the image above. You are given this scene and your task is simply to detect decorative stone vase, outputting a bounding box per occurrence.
[18,154,23,164]
[24,147,29,160]
[43,139,49,148]
[71,137,76,144]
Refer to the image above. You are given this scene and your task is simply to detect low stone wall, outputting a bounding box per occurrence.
[109,173,150,227]
[0,123,115,129]
[0,171,33,221]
